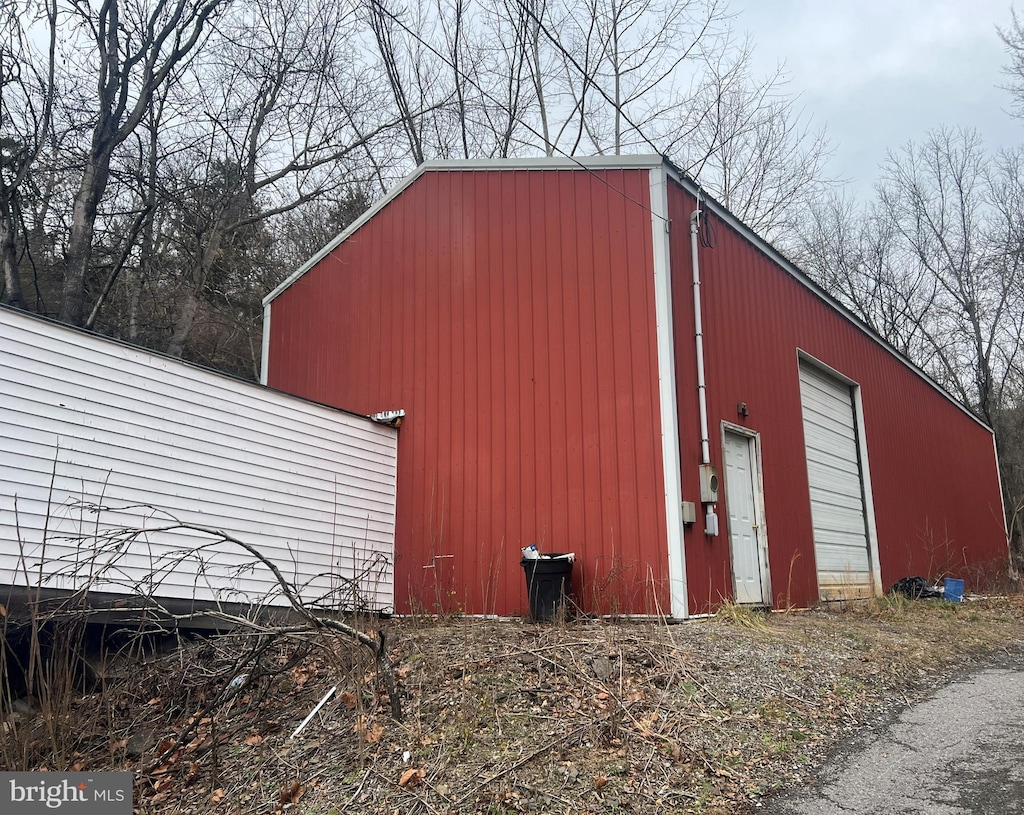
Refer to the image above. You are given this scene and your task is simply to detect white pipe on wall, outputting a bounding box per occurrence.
[691,208,711,466]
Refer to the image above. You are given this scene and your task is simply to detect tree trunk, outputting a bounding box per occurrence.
[60,158,110,326]
[0,201,25,309]
[166,233,221,357]
[529,15,552,157]
[128,267,144,341]
[166,288,199,358]
[611,0,621,155]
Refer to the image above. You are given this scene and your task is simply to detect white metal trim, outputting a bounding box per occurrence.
[420,155,664,172]
[851,383,883,596]
[649,165,688,619]
[263,155,665,307]
[662,162,991,432]
[991,433,1012,563]
[260,302,271,385]
[796,348,859,387]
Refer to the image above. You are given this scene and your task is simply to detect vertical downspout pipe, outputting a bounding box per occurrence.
[691,208,711,466]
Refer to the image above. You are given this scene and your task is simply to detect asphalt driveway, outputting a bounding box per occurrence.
[761,662,1024,814]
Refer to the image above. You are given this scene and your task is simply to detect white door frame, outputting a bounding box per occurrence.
[721,422,772,606]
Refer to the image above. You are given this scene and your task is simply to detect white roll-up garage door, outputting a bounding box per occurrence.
[799,361,872,599]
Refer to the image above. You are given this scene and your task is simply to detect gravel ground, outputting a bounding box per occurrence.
[3,596,1024,814]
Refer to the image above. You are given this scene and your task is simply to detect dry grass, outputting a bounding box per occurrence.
[3,597,1024,814]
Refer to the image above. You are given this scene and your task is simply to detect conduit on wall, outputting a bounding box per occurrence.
[690,205,718,537]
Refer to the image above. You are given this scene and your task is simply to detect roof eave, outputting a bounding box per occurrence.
[262,155,667,307]
[660,160,992,432]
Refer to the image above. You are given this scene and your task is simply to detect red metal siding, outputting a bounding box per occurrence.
[668,182,1008,611]
[268,169,669,616]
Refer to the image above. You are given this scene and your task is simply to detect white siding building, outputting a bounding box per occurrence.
[0,307,398,615]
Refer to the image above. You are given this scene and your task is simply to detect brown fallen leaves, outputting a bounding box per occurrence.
[278,780,305,810]
[399,768,426,787]
[355,715,385,743]
[25,600,1024,815]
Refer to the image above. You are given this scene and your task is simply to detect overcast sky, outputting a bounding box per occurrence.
[731,0,1021,198]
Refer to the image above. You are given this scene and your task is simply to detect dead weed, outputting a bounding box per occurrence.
[3,598,1024,814]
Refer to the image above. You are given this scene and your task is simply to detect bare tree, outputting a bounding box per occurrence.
[1000,9,1024,120]
[160,0,401,363]
[677,46,832,244]
[58,0,228,327]
[365,0,436,165]
[363,0,535,161]
[875,129,1024,423]
[802,129,1024,424]
[511,0,555,154]
[0,0,57,310]
[795,192,938,364]
[1,0,838,376]
[516,0,731,156]
[478,0,535,156]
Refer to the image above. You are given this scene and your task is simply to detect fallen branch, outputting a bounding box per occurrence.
[37,508,404,721]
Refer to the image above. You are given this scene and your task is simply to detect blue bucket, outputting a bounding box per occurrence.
[943,577,965,603]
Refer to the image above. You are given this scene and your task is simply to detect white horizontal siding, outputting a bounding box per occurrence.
[0,308,398,612]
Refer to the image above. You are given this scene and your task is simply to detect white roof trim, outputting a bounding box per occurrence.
[661,162,993,432]
[263,154,991,433]
[262,155,664,306]
[264,163,426,306]
[419,155,664,171]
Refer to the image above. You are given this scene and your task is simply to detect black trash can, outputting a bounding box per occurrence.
[521,555,573,622]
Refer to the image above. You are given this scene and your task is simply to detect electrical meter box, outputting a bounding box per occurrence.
[699,464,719,503]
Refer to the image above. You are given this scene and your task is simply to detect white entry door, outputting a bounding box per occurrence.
[724,430,769,605]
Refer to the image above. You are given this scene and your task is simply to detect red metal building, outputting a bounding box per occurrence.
[262,156,1009,618]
